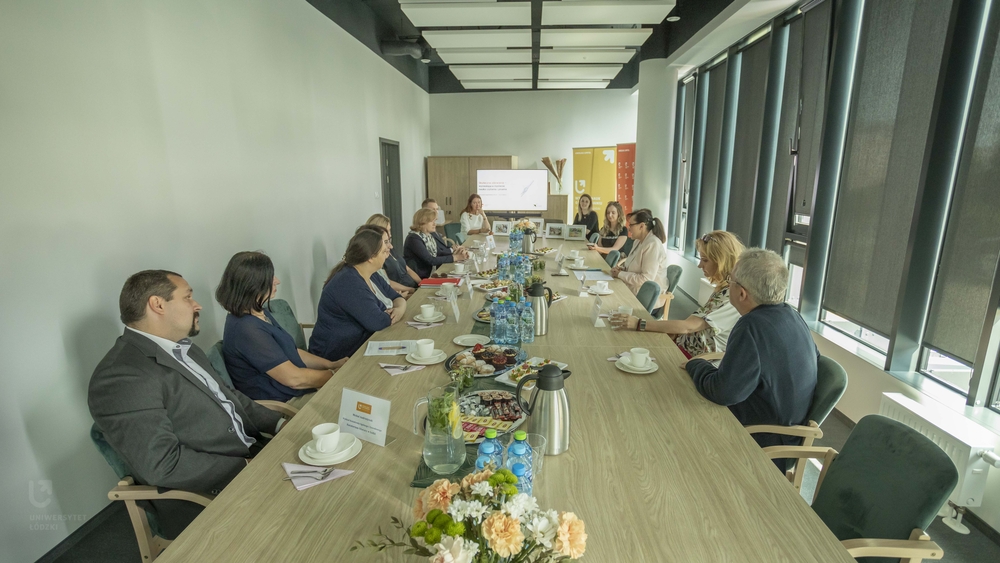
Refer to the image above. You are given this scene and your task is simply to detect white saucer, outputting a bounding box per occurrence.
[566,265,589,271]
[587,288,614,296]
[298,436,362,466]
[615,357,658,374]
[414,312,446,323]
[304,433,357,459]
[435,289,463,297]
[406,350,447,365]
[454,334,491,346]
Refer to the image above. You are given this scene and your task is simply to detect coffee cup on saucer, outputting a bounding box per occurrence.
[573,257,585,268]
[629,348,650,369]
[416,339,435,359]
[568,250,580,259]
[595,281,609,293]
[441,282,456,296]
[453,263,466,274]
[420,304,436,319]
[312,423,341,454]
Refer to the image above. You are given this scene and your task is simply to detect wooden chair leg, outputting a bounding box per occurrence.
[122,497,169,561]
[899,529,935,563]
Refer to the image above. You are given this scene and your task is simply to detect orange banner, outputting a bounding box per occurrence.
[616,143,636,215]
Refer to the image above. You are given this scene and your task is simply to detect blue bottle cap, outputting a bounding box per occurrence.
[511,463,526,476]
[480,442,495,454]
[475,455,491,470]
[511,442,527,456]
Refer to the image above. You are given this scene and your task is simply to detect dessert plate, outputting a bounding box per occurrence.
[615,357,658,375]
[298,434,360,465]
[413,312,446,323]
[453,334,491,346]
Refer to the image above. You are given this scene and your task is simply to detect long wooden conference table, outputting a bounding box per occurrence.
[157,236,853,562]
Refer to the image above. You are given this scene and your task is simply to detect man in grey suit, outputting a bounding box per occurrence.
[89,269,284,498]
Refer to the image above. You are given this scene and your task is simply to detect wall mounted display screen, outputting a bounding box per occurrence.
[477,170,548,212]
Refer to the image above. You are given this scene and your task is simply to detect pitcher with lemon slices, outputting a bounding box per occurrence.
[412,382,467,475]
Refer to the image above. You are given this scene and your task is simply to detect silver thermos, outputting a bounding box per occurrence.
[522,230,536,254]
[515,364,571,455]
[526,284,552,336]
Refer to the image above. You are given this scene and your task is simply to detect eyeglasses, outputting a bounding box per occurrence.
[701,234,714,243]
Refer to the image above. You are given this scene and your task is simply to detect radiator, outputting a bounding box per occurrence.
[878,393,998,508]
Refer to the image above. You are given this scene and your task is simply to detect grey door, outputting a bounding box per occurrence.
[380,139,404,246]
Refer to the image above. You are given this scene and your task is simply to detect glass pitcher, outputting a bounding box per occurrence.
[412,383,467,475]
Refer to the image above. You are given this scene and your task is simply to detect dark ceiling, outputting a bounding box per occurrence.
[305,0,736,93]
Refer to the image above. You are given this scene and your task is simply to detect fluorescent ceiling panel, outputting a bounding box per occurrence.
[401,2,531,27]
[450,65,533,80]
[461,81,533,90]
[538,64,623,80]
[542,1,675,25]
[539,48,636,64]
[437,49,533,64]
[424,29,532,49]
[538,81,611,89]
[540,28,653,47]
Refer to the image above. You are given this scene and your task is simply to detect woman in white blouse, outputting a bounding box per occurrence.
[460,194,491,237]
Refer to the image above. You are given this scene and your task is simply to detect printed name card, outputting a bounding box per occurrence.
[485,235,496,250]
[339,388,391,447]
[590,296,606,328]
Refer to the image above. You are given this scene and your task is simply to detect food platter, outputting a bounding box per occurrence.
[458,390,526,443]
[475,279,511,292]
[473,268,499,279]
[495,358,569,388]
[445,344,528,377]
[474,308,492,323]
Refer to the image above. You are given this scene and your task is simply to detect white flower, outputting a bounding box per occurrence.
[471,481,493,497]
[447,499,469,521]
[464,500,489,522]
[501,493,538,521]
[525,510,559,548]
[429,535,480,563]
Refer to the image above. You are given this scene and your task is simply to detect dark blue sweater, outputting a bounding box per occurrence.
[686,303,818,452]
[308,267,400,362]
[403,231,455,279]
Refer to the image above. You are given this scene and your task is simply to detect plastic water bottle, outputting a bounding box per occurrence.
[508,430,533,471]
[494,299,507,344]
[521,256,532,280]
[521,302,535,343]
[498,254,508,281]
[510,462,532,496]
[506,301,520,345]
[477,440,503,469]
[489,298,501,343]
[481,428,504,466]
[475,455,492,471]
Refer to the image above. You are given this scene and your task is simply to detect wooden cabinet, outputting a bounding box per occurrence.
[426,156,517,223]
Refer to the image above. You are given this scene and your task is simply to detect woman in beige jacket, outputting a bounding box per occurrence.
[611,208,669,309]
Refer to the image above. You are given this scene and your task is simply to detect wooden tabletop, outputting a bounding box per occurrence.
[157,238,853,562]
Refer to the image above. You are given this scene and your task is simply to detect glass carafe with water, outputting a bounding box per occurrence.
[412,383,467,475]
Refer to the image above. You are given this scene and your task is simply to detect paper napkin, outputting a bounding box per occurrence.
[282,463,352,491]
[406,321,443,330]
[380,363,427,376]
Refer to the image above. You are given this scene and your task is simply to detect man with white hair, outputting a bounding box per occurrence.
[684,248,818,461]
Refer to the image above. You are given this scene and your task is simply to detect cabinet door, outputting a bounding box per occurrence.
[426,157,469,223]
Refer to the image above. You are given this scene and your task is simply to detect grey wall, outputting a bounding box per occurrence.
[0,1,430,560]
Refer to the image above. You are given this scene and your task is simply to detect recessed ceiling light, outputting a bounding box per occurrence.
[421,58,432,63]
[666,16,680,22]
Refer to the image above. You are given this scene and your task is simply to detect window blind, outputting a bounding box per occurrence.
[795,0,833,218]
[767,18,803,253]
[699,62,728,238]
[822,0,952,335]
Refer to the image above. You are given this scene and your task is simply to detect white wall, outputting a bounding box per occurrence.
[429,89,638,197]
[0,1,430,560]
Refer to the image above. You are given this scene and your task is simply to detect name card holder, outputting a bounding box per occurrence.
[339,388,391,447]
[590,296,606,327]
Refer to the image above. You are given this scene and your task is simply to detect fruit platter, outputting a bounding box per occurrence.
[473,268,499,279]
[445,344,528,377]
[458,390,526,443]
[495,357,569,388]
[534,247,556,255]
[475,279,511,292]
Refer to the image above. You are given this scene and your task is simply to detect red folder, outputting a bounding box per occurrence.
[419,277,463,287]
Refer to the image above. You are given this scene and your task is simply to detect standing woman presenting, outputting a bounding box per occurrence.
[459,194,492,238]
[574,193,600,240]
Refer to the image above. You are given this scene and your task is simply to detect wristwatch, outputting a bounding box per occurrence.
[636,319,647,332]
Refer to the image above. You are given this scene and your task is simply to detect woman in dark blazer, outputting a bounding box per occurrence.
[366,213,420,293]
[403,208,469,279]
[309,228,406,362]
[574,193,600,240]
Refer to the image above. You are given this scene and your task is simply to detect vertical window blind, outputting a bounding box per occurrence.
[924,34,1000,365]
[822,0,952,335]
[698,61,728,238]
[676,77,698,249]
[767,17,803,253]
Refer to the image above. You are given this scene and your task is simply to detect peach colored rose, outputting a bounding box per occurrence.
[413,491,427,520]
[481,512,524,558]
[422,479,461,515]
[555,512,587,559]
[461,468,493,491]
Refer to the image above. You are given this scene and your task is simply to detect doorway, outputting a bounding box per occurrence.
[379,138,404,247]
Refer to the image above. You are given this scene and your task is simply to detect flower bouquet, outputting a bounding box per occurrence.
[353,468,587,562]
[512,219,537,235]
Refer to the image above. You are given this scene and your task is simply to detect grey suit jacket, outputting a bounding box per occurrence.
[89,329,283,494]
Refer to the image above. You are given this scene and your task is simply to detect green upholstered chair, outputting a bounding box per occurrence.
[747,355,849,489]
[264,298,310,350]
[443,222,465,245]
[206,339,300,418]
[636,281,661,315]
[666,264,682,294]
[767,415,957,562]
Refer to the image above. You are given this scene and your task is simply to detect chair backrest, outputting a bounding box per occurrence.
[812,415,958,554]
[90,424,134,480]
[621,237,635,257]
[636,281,662,314]
[265,299,306,349]
[665,265,682,294]
[206,340,236,391]
[807,356,848,426]
[443,222,463,244]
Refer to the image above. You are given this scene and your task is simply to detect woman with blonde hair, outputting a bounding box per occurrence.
[611,230,746,358]
[573,193,600,240]
[587,201,629,266]
[366,214,420,293]
[403,208,468,279]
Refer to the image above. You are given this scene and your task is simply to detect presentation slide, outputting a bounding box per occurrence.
[477,170,548,212]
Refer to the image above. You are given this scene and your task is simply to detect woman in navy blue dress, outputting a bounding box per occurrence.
[309,227,407,362]
[217,251,345,405]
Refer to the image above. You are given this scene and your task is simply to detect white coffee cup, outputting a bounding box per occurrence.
[595,281,609,292]
[573,257,585,268]
[453,263,466,274]
[442,282,456,296]
[629,348,650,368]
[416,339,435,359]
[618,305,634,316]
[568,250,580,259]
[312,423,340,453]
[420,304,436,319]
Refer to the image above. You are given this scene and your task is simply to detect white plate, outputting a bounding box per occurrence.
[298,436,362,466]
[303,433,357,461]
[587,288,614,296]
[494,358,569,388]
[435,289,463,297]
[414,312,446,323]
[615,357,659,374]
[453,334,491,346]
[406,350,447,365]
[566,265,590,271]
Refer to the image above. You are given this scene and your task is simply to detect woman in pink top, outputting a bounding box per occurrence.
[611,209,669,309]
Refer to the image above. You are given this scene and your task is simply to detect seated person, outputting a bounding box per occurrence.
[610,209,669,310]
[89,270,284,497]
[684,248,818,464]
[364,215,419,296]
[309,228,406,362]
[587,201,629,266]
[573,193,600,240]
[610,230,744,358]
[217,251,345,406]
[422,198,457,248]
[403,208,469,279]
[459,193,492,238]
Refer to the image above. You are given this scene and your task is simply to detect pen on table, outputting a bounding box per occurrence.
[378,346,405,351]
